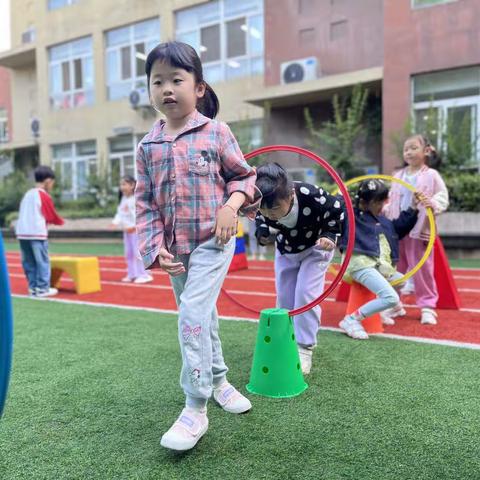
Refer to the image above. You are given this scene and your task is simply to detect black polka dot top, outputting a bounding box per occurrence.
[255,182,344,255]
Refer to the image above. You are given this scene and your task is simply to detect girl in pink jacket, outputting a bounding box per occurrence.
[385,135,448,325]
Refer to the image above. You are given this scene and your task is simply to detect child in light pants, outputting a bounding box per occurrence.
[135,42,260,451]
[339,179,432,340]
[255,162,343,374]
[112,175,152,284]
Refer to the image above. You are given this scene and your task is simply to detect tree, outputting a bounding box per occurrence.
[304,84,370,179]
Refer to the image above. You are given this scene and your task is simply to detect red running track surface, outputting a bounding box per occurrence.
[5,252,480,346]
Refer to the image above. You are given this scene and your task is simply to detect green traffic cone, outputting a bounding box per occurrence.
[246,308,308,398]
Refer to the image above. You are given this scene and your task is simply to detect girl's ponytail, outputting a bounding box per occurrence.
[198,82,219,119]
[421,135,442,170]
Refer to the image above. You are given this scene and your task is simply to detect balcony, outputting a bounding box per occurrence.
[0,45,36,69]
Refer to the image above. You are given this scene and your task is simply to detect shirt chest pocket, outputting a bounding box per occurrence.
[188,148,218,176]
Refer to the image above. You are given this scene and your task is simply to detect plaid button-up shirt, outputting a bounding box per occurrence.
[136,110,259,268]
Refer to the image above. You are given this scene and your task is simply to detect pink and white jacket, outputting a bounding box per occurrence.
[15,188,64,240]
[384,166,448,241]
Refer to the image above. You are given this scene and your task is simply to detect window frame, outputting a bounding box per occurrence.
[108,134,145,187]
[412,96,480,170]
[411,0,458,9]
[0,109,8,143]
[175,0,264,84]
[48,37,94,110]
[47,0,79,11]
[105,18,160,101]
[52,141,97,200]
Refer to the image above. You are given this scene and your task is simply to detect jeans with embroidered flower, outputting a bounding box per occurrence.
[170,236,235,409]
[351,267,403,318]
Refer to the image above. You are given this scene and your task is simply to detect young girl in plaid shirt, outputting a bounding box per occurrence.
[135,42,259,451]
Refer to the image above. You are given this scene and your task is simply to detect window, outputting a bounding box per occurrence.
[108,134,145,186]
[49,37,94,109]
[0,109,8,143]
[412,66,480,169]
[330,20,347,41]
[52,141,96,199]
[48,0,79,10]
[412,0,457,8]
[105,18,160,101]
[176,0,264,84]
[229,119,263,153]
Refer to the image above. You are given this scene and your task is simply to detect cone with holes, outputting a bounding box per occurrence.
[346,282,384,334]
[247,308,308,398]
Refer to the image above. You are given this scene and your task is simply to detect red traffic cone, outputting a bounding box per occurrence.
[434,237,461,309]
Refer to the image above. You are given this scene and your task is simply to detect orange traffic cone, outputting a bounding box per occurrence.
[345,282,384,334]
[434,237,461,309]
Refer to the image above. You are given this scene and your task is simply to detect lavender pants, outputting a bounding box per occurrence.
[275,247,334,347]
[123,231,147,279]
[398,236,438,308]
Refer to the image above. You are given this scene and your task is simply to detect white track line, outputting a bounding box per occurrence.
[7,268,480,311]
[9,272,480,314]
[8,260,480,291]
[11,294,480,350]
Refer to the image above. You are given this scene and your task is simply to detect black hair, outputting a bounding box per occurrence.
[405,134,442,169]
[355,179,389,209]
[118,174,136,202]
[34,165,55,183]
[256,162,294,209]
[145,41,219,119]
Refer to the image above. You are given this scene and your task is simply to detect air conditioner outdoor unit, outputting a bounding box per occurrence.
[280,57,318,85]
[129,87,150,109]
[30,118,40,138]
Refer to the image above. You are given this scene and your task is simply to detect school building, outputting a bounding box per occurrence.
[0,0,479,198]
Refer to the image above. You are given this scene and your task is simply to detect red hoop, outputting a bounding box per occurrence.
[222,145,355,317]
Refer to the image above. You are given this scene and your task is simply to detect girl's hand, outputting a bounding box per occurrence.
[316,237,336,251]
[414,191,434,209]
[125,227,136,234]
[158,248,185,276]
[212,205,238,245]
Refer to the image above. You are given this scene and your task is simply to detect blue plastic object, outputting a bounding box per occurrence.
[0,232,13,417]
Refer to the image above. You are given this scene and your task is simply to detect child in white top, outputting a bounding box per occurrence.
[112,175,152,284]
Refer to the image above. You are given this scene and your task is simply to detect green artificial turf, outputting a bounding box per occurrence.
[0,298,479,479]
[4,240,124,257]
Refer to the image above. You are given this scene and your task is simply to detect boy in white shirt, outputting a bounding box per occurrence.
[15,166,64,297]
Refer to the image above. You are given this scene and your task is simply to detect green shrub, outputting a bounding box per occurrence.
[444,173,480,212]
[0,171,31,227]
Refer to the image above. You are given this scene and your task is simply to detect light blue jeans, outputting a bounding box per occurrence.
[170,236,235,409]
[275,247,334,347]
[19,239,50,293]
[350,268,403,318]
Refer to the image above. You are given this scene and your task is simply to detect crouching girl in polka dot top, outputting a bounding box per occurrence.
[254,162,344,375]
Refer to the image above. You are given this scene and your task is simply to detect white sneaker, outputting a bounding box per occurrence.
[339,315,369,340]
[36,288,58,298]
[133,274,153,284]
[381,304,406,325]
[258,254,266,261]
[28,288,36,297]
[421,308,438,325]
[400,281,415,295]
[121,276,133,283]
[160,408,208,451]
[213,381,252,414]
[380,311,395,326]
[298,346,313,375]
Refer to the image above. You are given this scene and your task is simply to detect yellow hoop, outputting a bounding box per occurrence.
[333,174,436,287]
